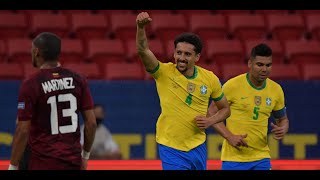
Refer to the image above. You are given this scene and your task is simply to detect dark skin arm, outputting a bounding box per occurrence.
[9,120,30,167]
[271,115,289,140]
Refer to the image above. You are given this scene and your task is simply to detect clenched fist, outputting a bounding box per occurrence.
[136,12,152,28]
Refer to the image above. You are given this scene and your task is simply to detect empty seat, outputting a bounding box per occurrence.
[110,13,139,41]
[189,14,228,40]
[104,62,145,80]
[87,39,126,67]
[0,40,6,63]
[266,14,306,42]
[305,14,320,40]
[216,10,252,16]
[175,10,212,24]
[29,13,70,38]
[63,62,102,79]
[60,39,85,64]
[125,39,166,63]
[221,63,248,81]
[7,38,32,64]
[284,40,320,65]
[0,13,28,39]
[269,64,301,80]
[0,63,23,80]
[150,14,187,42]
[302,64,320,80]
[23,63,38,79]
[244,39,285,64]
[206,39,245,65]
[71,14,109,42]
[228,14,267,41]
[196,62,222,80]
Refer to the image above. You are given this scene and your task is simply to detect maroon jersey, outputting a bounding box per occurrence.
[17,67,94,170]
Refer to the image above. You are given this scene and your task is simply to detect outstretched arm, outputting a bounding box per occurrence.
[136,12,159,72]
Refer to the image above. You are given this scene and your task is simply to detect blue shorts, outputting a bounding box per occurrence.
[158,142,207,170]
[222,158,271,170]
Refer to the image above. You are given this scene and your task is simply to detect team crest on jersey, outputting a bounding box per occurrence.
[200,85,207,95]
[187,82,195,93]
[266,97,272,106]
[254,96,261,106]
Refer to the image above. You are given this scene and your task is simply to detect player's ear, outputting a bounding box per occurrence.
[34,48,40,57]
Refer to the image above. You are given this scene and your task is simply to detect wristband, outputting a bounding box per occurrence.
[8,164,18,170]
[81,150,90,160]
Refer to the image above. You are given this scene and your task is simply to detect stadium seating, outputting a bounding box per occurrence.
[110,13,139,41]
[221,63,248,81]
[0,13,29,39]
[228,14,267,41]
[284,40,320,65]
[269,64,301,80]
[63,62,102,79]
[150,14,188,42]
[266,14,306,42]
[302,64,320,80]
[196,62,222,80]
[7,38,32,64]
[0,63,24,80]
[29,13,70,38]
[71,13,109,42]
[305,14,320,41]
[206,39,245,65]
[189,14,228,40]
[60,39,85,64]
[244,39,285,64]
[104,62,145,80]
[0,40,6,63]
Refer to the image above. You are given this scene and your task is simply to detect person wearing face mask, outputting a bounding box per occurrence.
[80,104,122,160]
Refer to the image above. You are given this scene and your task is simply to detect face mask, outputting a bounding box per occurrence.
[96,118,104,126]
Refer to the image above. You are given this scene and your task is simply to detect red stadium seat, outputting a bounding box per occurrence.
[228,14,267,41]
[175,10,212,24]
[269,64,301,80]
[71,14,109,42]
[7,38,32,64]
[0,40,6,63]
[305,14,320,41]
[63,62,102,80]
[0,63,24,80]
[29,13,70,38]
[87,39,126,68]
[23,63,38,80]
[244,39,285,64]
[196,62,222,80]
[189,14,228,40]
[104,62,145,80]
[266,14,306,42]
[221,63,248,81]
[150,14,188,42]
[284,40,320,65]
[110,13,139,41]
[125,39,166,63]
[60,39,85,64]
[0,13,29,39]
[216,10,252,16]
[302,64,320,80]
[206,39,245,65]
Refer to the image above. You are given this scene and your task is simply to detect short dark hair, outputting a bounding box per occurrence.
[33,32,61,61]
[174,32,203,54]
[251,43,272,59]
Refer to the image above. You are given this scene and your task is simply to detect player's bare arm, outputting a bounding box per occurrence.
[195,96,230,130]
[208,102,248,149]
[136,12,158,72]
[271,115,289,140]
[81,109,97,169]
[9,120,30,169]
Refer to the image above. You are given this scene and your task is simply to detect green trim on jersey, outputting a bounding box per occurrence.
[212,92,224,101]
[185,66,198,80]
[148,62,160,74]
[246,73,266,90]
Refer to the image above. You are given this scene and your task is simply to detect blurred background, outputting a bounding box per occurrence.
[0,10,319,169]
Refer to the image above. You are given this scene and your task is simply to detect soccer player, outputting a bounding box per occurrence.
[8,32,97,170]
[208,43,289,170]
[136,12,231,170]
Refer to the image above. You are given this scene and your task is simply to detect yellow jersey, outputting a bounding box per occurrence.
[221,73,285,162]
[150,61,224,151]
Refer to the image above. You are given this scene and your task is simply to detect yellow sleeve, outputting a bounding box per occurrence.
[210,73,224,101]
[274,85,285,111]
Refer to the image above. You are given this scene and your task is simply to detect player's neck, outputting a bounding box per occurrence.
[248,73,265,88]
[40,61,61,69]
